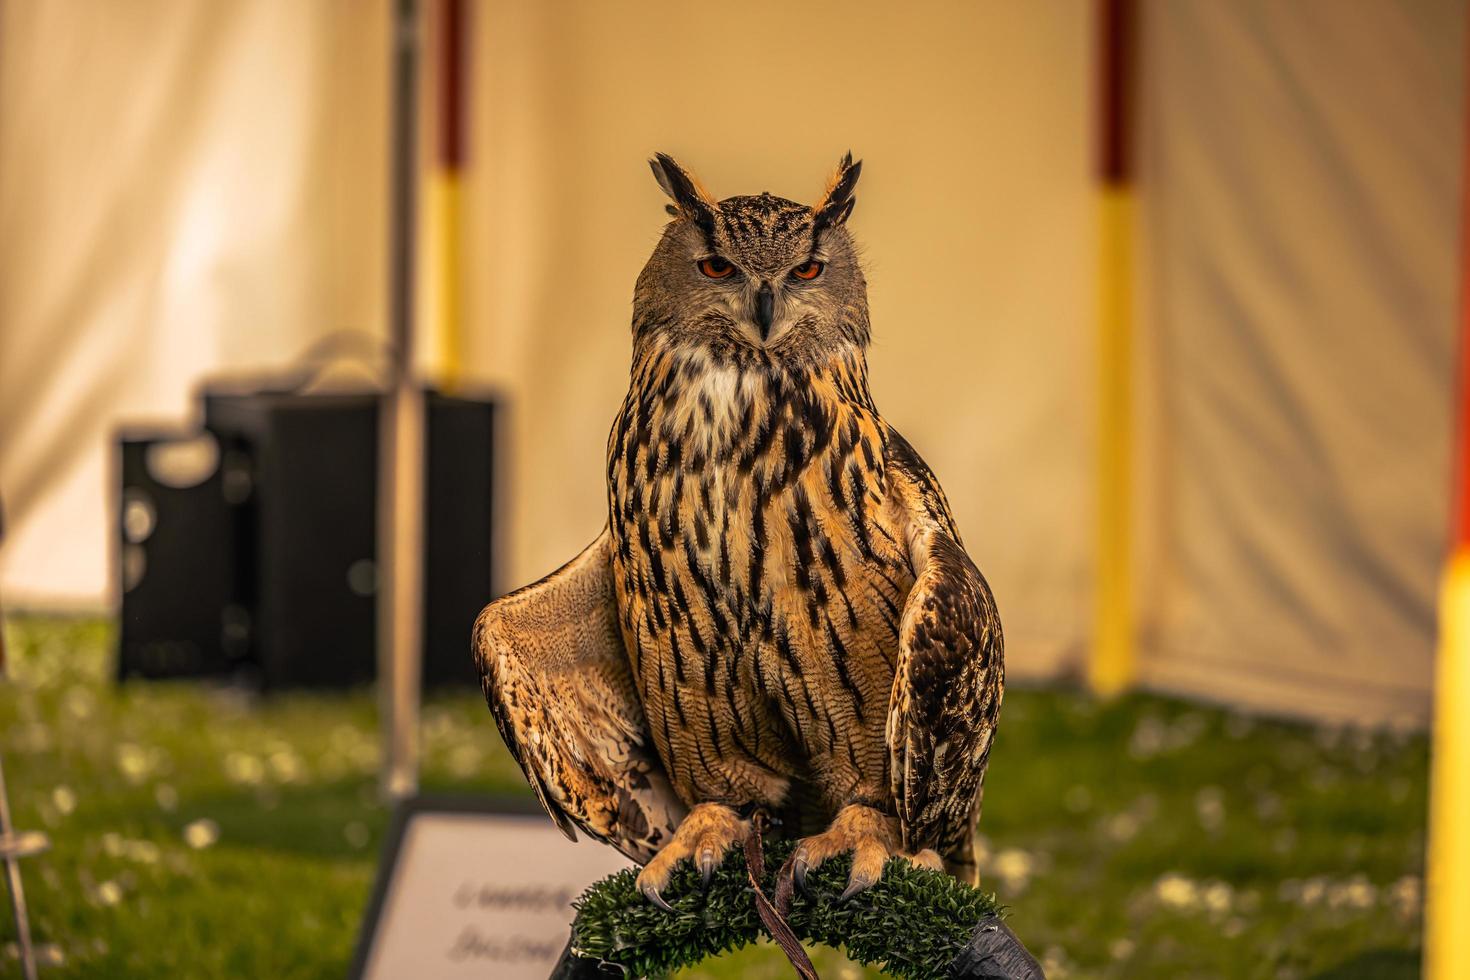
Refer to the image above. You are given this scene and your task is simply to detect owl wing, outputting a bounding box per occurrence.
[883,429,1004,878]
[473,527,686,865]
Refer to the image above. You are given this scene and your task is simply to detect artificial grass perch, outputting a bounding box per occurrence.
[557,836,1044,979]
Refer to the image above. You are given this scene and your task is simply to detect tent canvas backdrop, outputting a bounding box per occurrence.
[0,0,1461,725]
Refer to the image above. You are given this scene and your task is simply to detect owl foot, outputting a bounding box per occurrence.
[790,803,940,900]
[635,802,748,911]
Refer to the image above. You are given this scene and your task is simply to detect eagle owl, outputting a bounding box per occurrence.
[475,153,1003,908]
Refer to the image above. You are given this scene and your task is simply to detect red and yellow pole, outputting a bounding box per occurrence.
[1424,52,1470,977]
[1089,0,1137,697]
[426,0,467,393]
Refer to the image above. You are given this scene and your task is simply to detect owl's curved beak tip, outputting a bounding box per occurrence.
[756,282,775,341]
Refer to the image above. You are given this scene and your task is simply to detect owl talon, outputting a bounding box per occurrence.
[698,850,716,890]
[790,802,900,901]
[634,802,747,908]
[838,873,875,903]
[793,859,811,897]
[640,882,675,912]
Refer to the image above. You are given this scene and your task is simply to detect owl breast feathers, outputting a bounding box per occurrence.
[475,152,1003,887]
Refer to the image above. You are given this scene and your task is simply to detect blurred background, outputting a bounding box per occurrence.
[0,1,1464,978]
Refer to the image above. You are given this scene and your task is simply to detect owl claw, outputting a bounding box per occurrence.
[838,873,875,903]
[789,803,900,903]
[634,803,747,911]
[792,858,812,897]
[698,850,716,890]
[640,881,675,912]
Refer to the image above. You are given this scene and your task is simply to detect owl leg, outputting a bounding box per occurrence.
[790,803,939,900]
[634,802,748,911]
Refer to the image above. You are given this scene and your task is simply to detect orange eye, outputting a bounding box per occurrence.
[792,260,824,281]
[699,257,735,279]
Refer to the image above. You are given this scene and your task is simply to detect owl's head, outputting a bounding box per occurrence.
[632,153,868,364]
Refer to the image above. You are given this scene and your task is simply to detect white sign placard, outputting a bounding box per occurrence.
[353,798,632,980]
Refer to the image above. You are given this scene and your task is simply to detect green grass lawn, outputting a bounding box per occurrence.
[0,616,1428,979]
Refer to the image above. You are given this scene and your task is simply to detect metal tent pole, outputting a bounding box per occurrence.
[0,750,41,980]
[379,0,424,802]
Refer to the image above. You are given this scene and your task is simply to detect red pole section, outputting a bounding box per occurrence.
[1096,0,1135,186]
[436,0,466,172]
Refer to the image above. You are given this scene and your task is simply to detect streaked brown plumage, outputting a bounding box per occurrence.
[475,153,1003,904]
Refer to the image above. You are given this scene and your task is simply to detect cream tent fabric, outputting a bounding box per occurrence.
[1136,0,1465,723]
[0,0,1462,723]
[0,0,387,605]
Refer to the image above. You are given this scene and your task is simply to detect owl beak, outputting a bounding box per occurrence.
[755,282,776,341]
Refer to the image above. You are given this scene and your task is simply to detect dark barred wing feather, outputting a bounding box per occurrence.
[884,431,1004,882]
[473,528,686,864]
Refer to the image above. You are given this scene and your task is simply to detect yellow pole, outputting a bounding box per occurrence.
[1427,553,1470,979]
[424,0,466,394]
[1424,23,1470,975]
[1090,185,1134,696]
[1088,0,1137,697]
[427,171,464,392]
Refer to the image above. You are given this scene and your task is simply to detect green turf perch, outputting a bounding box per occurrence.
[551,836,1044,979]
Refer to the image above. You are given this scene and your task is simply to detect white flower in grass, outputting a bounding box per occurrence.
[1195,786,1226,833]
[52,785,77,816]
[1040,945,1071,978]
[224,752,265,786]
[1105,812,1140,842]
[183,819,220,850]
[103,834,161,865]
[95,880,123,906]
[1388,875,1422,919]
[1109,938,1135,961]
[1128,716,1167,759]
[63,685,96,720]
[1202,881,1233,914]
[5,943,67,966]
[1328,875,1376,911]
[268,749,306,784]
[155,784,179,812]
[990,849,1035,892]
[1154,872,1199,909]
[115,743,151,784]
[1298,877,1327,906]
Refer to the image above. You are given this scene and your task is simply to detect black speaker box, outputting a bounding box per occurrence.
[116,388,497,690]
[117,432,246,680]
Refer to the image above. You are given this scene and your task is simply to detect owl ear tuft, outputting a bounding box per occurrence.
[650,153,717,234]
[813,151,862,232]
